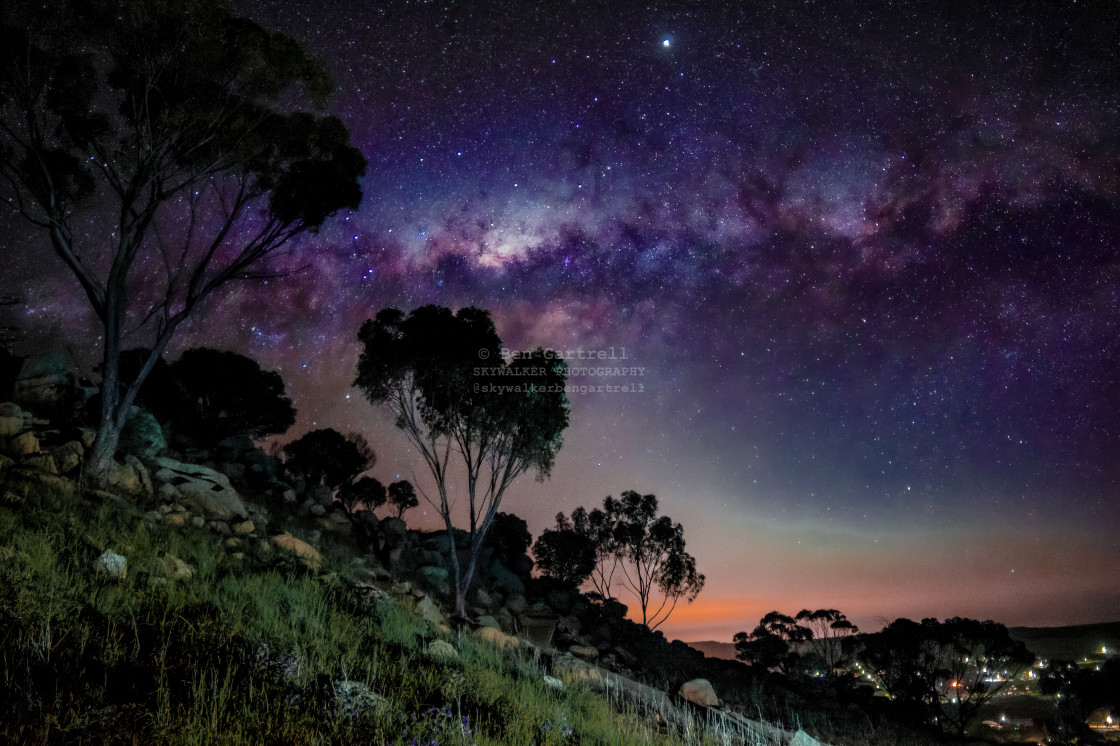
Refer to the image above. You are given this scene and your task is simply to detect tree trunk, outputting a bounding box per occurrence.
[86,299,124,486]
[455,537,486,619]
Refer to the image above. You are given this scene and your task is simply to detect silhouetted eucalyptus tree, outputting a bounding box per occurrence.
[0,0,365,483]
[532,520,597,588]
[610,490,705,631]
[338,476,386,516]
[387,480,419,519]
[795,608,859,673]
[354,305,569,616]
[734,611,812,672]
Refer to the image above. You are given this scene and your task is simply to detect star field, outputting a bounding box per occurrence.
[3,0,1119,639]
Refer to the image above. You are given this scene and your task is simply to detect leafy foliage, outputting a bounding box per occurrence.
[354,305,569,615]
[284,428,375,494]
[608,491,705,631]
[540,493,703,630]
[795,609,859,673]
[532,524,597,588]
[853,616,1033,734]
[734,611,811,672]
[337,476,386,516]
[0,0,365,481]
[131,347,296,447]
[387,480,419,519]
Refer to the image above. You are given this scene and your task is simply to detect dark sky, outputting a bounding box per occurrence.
[4,0,1120,640]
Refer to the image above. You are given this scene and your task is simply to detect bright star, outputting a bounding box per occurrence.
[662,38,671,47]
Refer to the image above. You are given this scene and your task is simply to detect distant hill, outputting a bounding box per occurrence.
[1009,621,1120,662]
[687,640,738,660]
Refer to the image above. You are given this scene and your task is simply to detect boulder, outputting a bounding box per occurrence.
[477,614,501,630]
[51,441,84,474]
[416,596,444,627]
[679,678,719,707]
[153,456,247,520]
[242,448,280,474]
[77,427,97,448]
[425,639,460,664]
[160,553,195,582]
[94,549,127,580]
[379,517,407,544]
[309,503,326,517]
[472,626,522,650]
[272,533,321,570]
[542,675,564,691]
[495,608,515,633]
[124,454,153,497]
[569,644,599,661]
[489,559,525,596]
[105,460,142,494]
[20,452,57,474]
[158,482,181,502]
[552,655,605,691]
[470,587,496,611]
[165,512,188,527]
[0,402,22,418]
[0,415,22,438]
[232,520,255,536]
[207,520,232,536]
[119,407,165,460]
[332,680,389,718]
[420,565,449,589]
[505,594,528,615]
[8,430,39,456]
[790,731,822,746]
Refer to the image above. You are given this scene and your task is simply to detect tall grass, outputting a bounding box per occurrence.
[4,475,926,745]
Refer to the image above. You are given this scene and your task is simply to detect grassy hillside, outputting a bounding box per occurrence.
[0,473,818,745]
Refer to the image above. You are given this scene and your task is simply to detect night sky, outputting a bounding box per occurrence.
[4,1,1120,641]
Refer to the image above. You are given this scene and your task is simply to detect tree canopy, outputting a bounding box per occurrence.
[284,429,375,495]
[387,480,418,519]
[128,347,296,447]
[853,616,1033,735]
[532,522,597,588]
[537,491,704,630]
[0,0,365,482]
[337,476,387,516]
[354,305,569,616]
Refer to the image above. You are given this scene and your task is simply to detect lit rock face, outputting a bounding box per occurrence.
[152,456,247,520]
[679,678,719,707]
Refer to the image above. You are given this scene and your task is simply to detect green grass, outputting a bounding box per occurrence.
[1,474,799,745]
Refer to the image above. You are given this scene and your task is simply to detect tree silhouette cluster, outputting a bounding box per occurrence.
[120,347,295,449]
[284,428,374,498]
[734,609,858,674]
[534,490,705,631]
[853,616,1033,735]
[355,305,569,616]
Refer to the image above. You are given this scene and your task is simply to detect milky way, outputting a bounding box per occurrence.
[4,1,1119,639]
